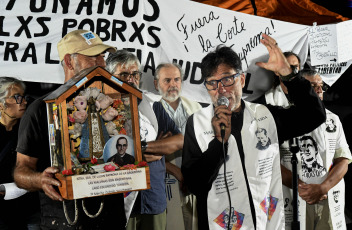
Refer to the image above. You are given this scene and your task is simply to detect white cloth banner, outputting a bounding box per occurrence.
[1,0,309,102]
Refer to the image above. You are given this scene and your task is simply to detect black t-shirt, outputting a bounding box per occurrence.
[16,95,126,229]
[0,121,40,227]
[16,95,50,172]
[0,122,19,184]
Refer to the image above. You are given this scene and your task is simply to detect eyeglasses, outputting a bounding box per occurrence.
[117,72,142,81]
[6,94,29,104]
[204,73,241,91]
[311,83,328,91]
[117,144,127,148]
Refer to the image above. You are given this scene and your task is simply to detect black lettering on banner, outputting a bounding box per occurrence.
[144,51,155,76]
[3,42,19,61]
[6,0,16,10]
[34,17,51,37]
[173,59,191,81]
[76,0,93,15]
[177,11,219,43]
[78,19,95,31]
[190,62,202,84]
[52,0,69,13]
[143,0,160,22]
[147,26,161,48]
[243,72,253,94]
[97,0,116,15]
[238,20,275,68]
[216,16,246,43]
[125,48,140,63]
[190,11,219,34]
[0,16,10,36]
[316,66,342,74]
[125,48,142,63]
[112,20,127,42]
[123,0,139,18]
[62,19,77,36]
[136,49,142,63]
[15,16,33,38]
[96,18,111,40]
[30,0,46,12]
[198,34,214,52]
[129,22,145,44]
[177,15,188,40]
[46,43,60,64]
[21,42,37,64]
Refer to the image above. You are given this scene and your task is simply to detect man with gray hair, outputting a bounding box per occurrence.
[13,30,126,229]
[280,69,352,230]
[106,50,142,89]
[106,50,184,230]
[154,63,202,230]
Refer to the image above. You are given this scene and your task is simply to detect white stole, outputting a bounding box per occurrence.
[193,101,285,230]
[280,110,347,230]
[124,94,159,224]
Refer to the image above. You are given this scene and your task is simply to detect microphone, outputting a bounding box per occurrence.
[289,137,300,154]
[217,96,229,139]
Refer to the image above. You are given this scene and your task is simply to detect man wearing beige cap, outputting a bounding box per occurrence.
[13,30,126,229]
[58,29,116,81]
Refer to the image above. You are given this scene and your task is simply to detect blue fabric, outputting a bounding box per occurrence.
[79,115,110,159]
[138,101,180,214]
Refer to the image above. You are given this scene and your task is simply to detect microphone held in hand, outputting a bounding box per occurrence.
[217,96,229,139]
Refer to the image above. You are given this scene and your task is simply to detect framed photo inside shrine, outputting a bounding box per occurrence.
[44,66,150,200]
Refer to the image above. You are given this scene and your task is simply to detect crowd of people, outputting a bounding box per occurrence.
[0,29,350,230]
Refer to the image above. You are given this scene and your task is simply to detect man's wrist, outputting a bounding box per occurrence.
[280,65,299,82]
[141,141,148,153]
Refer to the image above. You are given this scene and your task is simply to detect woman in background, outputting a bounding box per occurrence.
[0,77,40,230]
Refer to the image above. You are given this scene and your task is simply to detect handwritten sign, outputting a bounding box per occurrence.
[309,21,352,67]
[71,168,147,199]
[309,24,337,66]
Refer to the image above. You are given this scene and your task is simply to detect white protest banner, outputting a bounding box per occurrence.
[0,0,309,102]
[309,21,352,67]
[309,60,352,86]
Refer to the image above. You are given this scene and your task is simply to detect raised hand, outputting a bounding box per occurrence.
[256,34,292,77]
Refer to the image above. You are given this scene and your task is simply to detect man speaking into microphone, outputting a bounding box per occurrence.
[181,34,326,230]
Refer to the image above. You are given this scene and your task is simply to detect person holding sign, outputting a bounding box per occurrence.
[0,77,40,229]
[181,34,326,230]
[13,30,127,229]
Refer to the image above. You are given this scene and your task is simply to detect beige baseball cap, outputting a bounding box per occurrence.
[57,30,116,61]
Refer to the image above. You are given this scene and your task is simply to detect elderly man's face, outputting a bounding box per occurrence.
[300,139,317,167]
[305,74,324,100]
[117,139,128,155]
[74,53,106,74]
[113,62,140,88]
[256,131,268,147]
[207,63,245,112]
[156,66,182,103]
